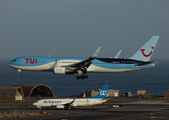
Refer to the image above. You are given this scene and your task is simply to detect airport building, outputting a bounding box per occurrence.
[0,84,54,101]
[0,86,24,101]
[12,84,54,97]
[165,89,169,98]
[137,90,146,97]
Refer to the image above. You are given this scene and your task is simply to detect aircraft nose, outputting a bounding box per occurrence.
[9,59,16,66]
[33,102,37,106]
[33,101,39,106]
[8,61,13,66]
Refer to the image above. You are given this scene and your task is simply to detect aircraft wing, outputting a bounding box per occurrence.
[60,97,76,108]
[66,47,101,69]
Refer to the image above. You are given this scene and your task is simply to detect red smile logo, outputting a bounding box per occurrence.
[140,46,154,57]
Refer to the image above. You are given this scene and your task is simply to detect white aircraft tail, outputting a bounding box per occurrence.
[129,36,159,61]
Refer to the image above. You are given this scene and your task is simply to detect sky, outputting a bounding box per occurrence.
[0,0,169,59]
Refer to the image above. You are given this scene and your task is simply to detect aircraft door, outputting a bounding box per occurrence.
[56,60,62,66]
[20,59,24,65]
[49,59,53,66]
[121,61,125,67]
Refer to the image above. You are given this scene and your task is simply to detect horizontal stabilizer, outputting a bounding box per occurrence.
[134,61,153,66]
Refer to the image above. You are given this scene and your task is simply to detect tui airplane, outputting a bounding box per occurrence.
[9,36,159,79]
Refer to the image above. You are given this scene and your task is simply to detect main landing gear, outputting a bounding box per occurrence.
[76,75,88,80]
[68,106,74,110]
[18,69,22,77]
[76,70,88,80]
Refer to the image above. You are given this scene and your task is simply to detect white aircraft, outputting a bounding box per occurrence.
[33,84,109,109]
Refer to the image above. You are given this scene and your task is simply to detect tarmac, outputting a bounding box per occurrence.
[0,97,169,120]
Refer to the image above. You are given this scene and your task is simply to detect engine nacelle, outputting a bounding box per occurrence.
[54,66,74,75]
[56,105,65,109]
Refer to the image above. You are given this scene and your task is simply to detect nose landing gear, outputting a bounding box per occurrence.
[19,74,22,77]
[18,69,22,77]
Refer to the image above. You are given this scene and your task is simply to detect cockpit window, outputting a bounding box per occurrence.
[12,59,16,62]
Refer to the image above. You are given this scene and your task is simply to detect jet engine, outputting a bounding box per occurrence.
[54,66,74,75]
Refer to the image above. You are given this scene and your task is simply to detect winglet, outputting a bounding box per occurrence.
[114,50,122,58]
[90,47,101,58]
[71,97,76,103]
[65,47,101,69]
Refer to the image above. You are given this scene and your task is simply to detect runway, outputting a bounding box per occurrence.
[1,98,169,120]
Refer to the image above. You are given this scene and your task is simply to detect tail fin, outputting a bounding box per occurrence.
[129,36,159,61]
[92,84,109,99]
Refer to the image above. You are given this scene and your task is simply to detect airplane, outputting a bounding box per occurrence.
[9,36,159,79]
[33,84,109,109]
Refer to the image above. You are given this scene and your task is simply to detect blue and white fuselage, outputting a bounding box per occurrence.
[9,57,154,72]
[33,84,109,109]
[9,36,159,79]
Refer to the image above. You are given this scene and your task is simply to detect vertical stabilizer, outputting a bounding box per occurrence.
[129,36,159,61]
[92,84,109,99]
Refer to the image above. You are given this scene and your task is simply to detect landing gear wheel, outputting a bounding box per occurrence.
[68,106,73,110]
[81,75,85,80]
[85,75,88,79]
[76,76,80,79]
[19,74,22,77]
[18,70,22,77]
